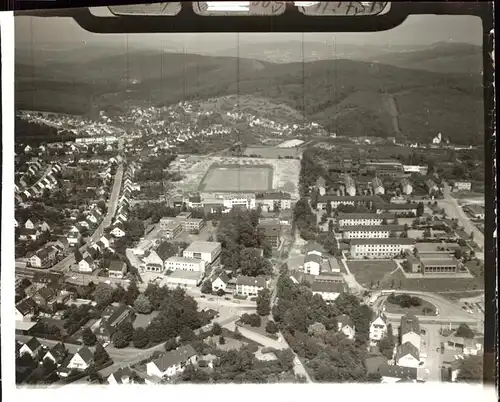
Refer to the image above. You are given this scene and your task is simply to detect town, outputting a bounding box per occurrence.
[14,96,485,386]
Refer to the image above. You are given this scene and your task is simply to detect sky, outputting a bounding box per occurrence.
[15,9,483,53]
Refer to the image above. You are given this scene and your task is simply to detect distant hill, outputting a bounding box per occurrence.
[369,42,483,74]
[15,47,484,145]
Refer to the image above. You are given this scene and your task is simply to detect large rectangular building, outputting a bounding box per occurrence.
[159,220,183,240]
[420,257,459,275]
[255,192,292,212]
[182,241,221,265]
[165,256,206,273]
[341,225,405,239]
[349,238,416,259]
[317,195,382,211]
[337,213,396,227]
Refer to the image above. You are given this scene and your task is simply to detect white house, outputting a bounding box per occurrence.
[400,313,421,350]
[211,273,230,293]
[15,298,37,322]
[146,345,197,378]
[316,177,326,196]
[78,255,95,273]
[108,260,127,279]
[336,314,355,340]
[304,253,322,276]
[19,337,43,357]
[43,343,67,366]
[235,275,267,297]
[111,224,126,238]
[311,282,344,303]
[144,250,164,273]
[369,311,388,345]
[66,347,94,371]
[25,219,36,229]
[395,341,420,368]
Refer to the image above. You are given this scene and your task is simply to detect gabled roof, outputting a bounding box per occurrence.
[16,298,37,315]
[372,310,387,324]
[304,253,322,265]
[235,275,267,288]
[311,281,345,294]
[76,346,94,364]
[25,337,42,352]
[156,242,179,261]
[109,367,134,384]
[336,314,354,328]
[396,341,420,361]
[151,345,197,372]
[109,259,126,272]
[377,364,417,380]
[36,286,56,301]
[401,313,420,335]
[213,272,230,284]
[46,343,67,363]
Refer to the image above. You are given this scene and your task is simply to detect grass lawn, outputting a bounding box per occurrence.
[347,260,397,287]
[380,270,484,292]
[236,317,279,340]
[384,296,437,316]
[133,311,159,329]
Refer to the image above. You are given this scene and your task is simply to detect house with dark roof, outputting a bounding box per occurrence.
[29,246,59,269]
[15,298,37,322]
[396,341,420,368]
[107,367,136,385]
[377,364,418,384]
[400,313,421,350]
[32,286,57,311]
[336,314,355,340]
[18,227,41,241]
[146,345,198,378]
[66,346,95,371]
[304,241,323,256]
[110,223,126,238]
[19,337,43,357]
[108,259,127,279]
[43,343,68,366]
[95,304,134,342]
[78,254,96,273]
[235,275,268,296]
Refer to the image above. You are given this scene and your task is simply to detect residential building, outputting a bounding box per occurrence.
[372,177,385,195]
[19,227,40,241]
[211,272,230,293]
[144,250,164,273]
[164,270,204,288]
[95,304,134,342]
[396,342,420,368]
[349,238,416,259]
[180,218,205,233]
[15,298,37,322]
[29,246,58,269]
[255,192,292,212]
[375,202,418,215]
[365,161,403,176]
[107,367,136,385]
[108,260,127,279]
[338,212,395,227]
[453,181,472,191]
[20,337,43,357]
[32,287,57,311]
[304,241,323,257]
[159,218,183,239]
[111,223,126,238]
[165,256,206,273]
[377,364,418,384]
[400,179,413,195]
[235,275,267,296]
[369,311,388,345]
[316,195,382,211]
[304,253,322,276]
[78,255,96,273]
[336,314,355,340]
[66,347,94,371]
[43,343,67,366]
[183,241,222,265]
[25,219,36,229]
[425,179,439,194]
[341,225,405,240]
[146,345,198,378]
[344,175,356,196]
[401,313,421,350]
[310,282,345,303]
[257,221,281,248]
[444,336,483,356]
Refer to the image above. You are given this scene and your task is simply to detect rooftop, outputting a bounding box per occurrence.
[396,341,420,361]
[150,345,197,371]
[166,270,204,280]
[236,275,267,288]
[401,313,421,335]
[311,281,345,294]
[420,257,459,267]
[350,238,416,246]
[184,241,221,254]
[338,212,395,220]
[377,363,417,379]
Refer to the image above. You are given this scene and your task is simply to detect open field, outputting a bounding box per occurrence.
[169,155,301,199]
[198,164,272,192]
[347,260,398,287]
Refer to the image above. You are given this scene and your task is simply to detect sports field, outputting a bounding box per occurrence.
[198,164,272,192]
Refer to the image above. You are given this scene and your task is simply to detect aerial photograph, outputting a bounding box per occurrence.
[12,3,486,387]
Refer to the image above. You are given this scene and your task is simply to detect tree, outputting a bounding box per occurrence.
[265,320,279,334]
[216,288,225,297]
[93,284,113,307]
[212,322,222,336]
[423,228,432,238]
[164,338,178,351]
[455,323,475,339]
[328,219,334,233]
[456,355,483,383]
[94,343,109,364]
[134,294,153,314]
[112,329,129,349]
[201,280,212,294]
[125,280,140,305]
[82,327,98,346]
[219,336,226,345]
[120,321,134,342]
[416,202,424,217]
[112,284,126,303]
[132,327,150,348]
[74,249,83,262]
[256,288,271,316]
